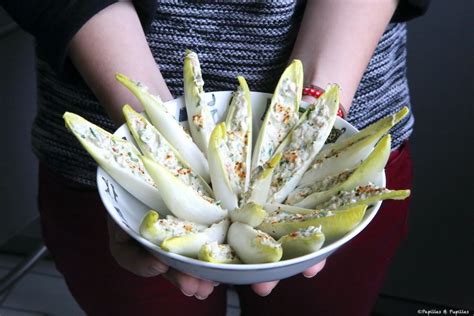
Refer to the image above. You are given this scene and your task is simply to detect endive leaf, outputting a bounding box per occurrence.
[139,211,206,246]
[115,73,210,183]
[123,105,213,197]
[257,205,367,241]
[198,242,241,264]
[161,219,229,258]
[208,123,238,211]
[142,156,228,225]
[264,203,316,215]
[224,76,253,195]
[183,50,216,155]
[63,112,169,213]
[241,153,282,205]
[316,184,411,210]
[251,59,303,170]
[279,226,325,259]
[229,202,266,227]
[228,222,282,264]
[288,134,391,208]
[269,84,340,203]
[299,106,409,186]
[335,106,409,147]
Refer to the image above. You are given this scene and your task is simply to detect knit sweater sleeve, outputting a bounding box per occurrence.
[0,0,427,74]
[0,0,157,74]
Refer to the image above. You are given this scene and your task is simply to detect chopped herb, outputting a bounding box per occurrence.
[89,127,98,139]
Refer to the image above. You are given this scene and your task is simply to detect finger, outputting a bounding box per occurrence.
[111,240,169,277]
[251,280,279,297]
[302,259,326,278]
[163,269,200,297]
[107,217,168,277]
[163,270,215,300]
[194,280,215,300]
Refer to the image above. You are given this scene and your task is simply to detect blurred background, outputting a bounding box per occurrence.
[0,1,472,315]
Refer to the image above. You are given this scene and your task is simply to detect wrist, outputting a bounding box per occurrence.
[302,84,347,119]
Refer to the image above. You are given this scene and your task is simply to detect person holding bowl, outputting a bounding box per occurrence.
[1,0,428,315]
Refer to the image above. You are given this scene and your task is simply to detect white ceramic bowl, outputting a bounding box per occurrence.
[97,91,385,284]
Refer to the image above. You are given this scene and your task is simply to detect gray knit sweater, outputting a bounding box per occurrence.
[32,1,413,187]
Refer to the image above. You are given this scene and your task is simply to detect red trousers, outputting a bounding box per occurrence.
[38,142,412,316]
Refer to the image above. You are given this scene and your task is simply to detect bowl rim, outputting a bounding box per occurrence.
[97,90,385,271]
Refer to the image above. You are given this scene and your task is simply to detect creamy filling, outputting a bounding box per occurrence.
[325,134,371,159]
[288,225,322,238]
[155,215,204,237]
[132,79,177,119]
[259,77,299,166]
[320,183,389,210]
[187,52,214,135]
[72,123,156,187]
[187,52,205,88]
[307,134,372,175]
[270,104,331,195]
[225,88,250,195]
[239,164,264,205]
[130,114,209,195]
[255,231,280,248]
[203,196,219,206]
[226,131,247,191]
[205,242,237,261]
[192,106,215,139]
[290,169,354,203]
[228,89,249,131]
[311,170,353,192]
[264,209,334,224]
[218,141,242,194]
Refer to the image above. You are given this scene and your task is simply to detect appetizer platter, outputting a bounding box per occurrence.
[63,51,410,284]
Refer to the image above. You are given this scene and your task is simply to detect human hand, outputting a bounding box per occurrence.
[251,259,326,296]
[107,216,217,300]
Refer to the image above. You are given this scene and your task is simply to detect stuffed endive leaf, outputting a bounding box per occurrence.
[241,153,282,205]
[142,157,228,225]
[229,202,266,227]
[123,105,213,197]
[258,205,367,242]
[139,211,207,246]
[183,50,215,155]
[288,134,391,208]
[198,242,241,264]
[161,219,229,258]
[224,76,253,195]
[251,59,303,170]
[228,222,283,264]
[269,84,340,203]
[316,184,411,210]
[264,203,316,215]
[279,226,325,259]
[115,73,210,183]
[299,107,409,186]
[208,123,238,211]
[63,112,168,213]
